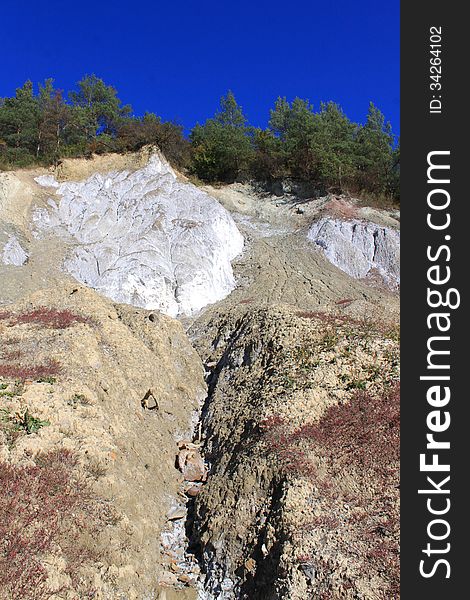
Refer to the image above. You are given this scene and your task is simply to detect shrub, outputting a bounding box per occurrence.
[0,449,114,599]
[0,359,61,381]
[6,307,93,329]
[13,410,50,434]
[261,383,400,595]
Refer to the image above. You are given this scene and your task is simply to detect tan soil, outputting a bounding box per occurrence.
[0,284,205,599]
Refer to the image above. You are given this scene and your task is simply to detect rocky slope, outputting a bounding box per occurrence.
[188,305,399,599]
[307,218,400,288]
[32,154,243,317]
[0,149,400,600]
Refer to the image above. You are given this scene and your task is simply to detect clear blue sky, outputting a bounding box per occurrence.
[2,0,399,134]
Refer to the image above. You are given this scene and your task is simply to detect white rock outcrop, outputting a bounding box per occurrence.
[34,154,244,316]
[34,174,60,188]
[308,217,400,286]
[2,235,29,266]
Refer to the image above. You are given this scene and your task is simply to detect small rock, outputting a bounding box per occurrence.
[177,440,199,450]
[141,389,158,410]
[245,558,256,573]
[167,506,187,521]
[158,572,178,587]
[177,447,207,482]
[2,236,28,266]
[300,562,316,582]
[177,573,196,585]
[185,483,202,497]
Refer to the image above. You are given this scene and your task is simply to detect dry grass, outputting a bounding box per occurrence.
[323,197,360,220]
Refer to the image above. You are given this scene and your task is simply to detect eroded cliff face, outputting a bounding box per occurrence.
[188,305,399,600]
[307,218,400,287]
[32,154,244,317]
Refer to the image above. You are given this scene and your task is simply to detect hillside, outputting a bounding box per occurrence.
[0,149,399,600]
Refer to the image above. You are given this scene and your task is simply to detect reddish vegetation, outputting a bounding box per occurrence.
[323,197,359,220]
[0,307,93,329]
[261,383,400,595]
[0,359,61,381]
[0,449,113,599]
[293,383,400,477]
[296,310,400,341]
[1,349,22,361]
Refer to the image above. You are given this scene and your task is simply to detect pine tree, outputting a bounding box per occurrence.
[355,102,395,194]
[190,91,253,182]
[0,81,40,160]
[69,75,132,144]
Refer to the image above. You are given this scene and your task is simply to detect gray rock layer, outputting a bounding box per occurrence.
[307,218,400,287]
[34,154,244,316]
[2,235,28,266]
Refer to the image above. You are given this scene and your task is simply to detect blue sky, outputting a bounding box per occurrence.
[2,0,399,134]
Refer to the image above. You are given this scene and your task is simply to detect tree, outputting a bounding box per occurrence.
[251,128,287,181]
[116,112,190,168]
[269,97,318,179]
[215,91,246,127]
[36,79,71,158]
[69,75,132,145]
[0,81,40,159]
[310,102,358,189]
[355,102,395,195]
[190,91,254,182]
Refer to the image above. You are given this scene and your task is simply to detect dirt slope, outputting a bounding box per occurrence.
[0,284,205,599]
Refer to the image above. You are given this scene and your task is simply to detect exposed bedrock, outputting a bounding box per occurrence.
[307,217,400,287]
[34,154,244,317]
[2,235,29,266]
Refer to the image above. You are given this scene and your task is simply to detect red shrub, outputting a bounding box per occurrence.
[323,197,359,220]
[261,383,400,594]
[11,308,93,329]
[299,383,400,477]
[296,311,350,325]
[335,298,354,307]
[0,359,61,381]
[0,449,111,599]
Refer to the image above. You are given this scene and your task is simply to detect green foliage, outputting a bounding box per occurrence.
[0,76,399,203]
[116,111,190,168]
[355,102,396,196]
[311,102,358,189]
[69,74,131,140]
[0,76,187,169]
[13,409,49,434]
[0,81,40,164]
[0,408,49,438]
[190,91,254,182]
[36,376,56,384]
